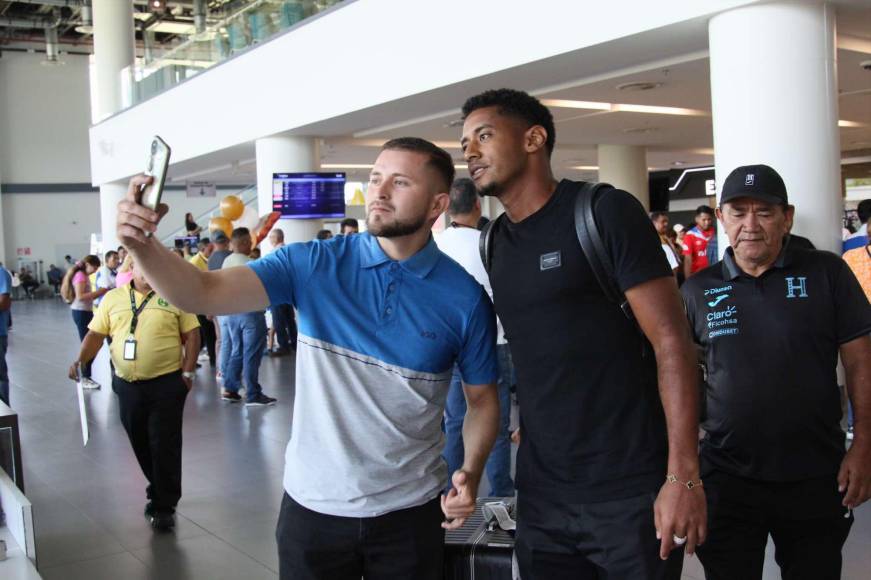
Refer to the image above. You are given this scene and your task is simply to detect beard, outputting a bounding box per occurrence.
[366,212,428,238]
[476,179,502,198]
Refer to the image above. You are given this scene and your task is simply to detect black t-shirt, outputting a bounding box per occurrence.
[489,179,673,503]
[682,246,871,482]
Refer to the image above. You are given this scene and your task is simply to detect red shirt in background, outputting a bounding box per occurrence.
[683,226,714,274]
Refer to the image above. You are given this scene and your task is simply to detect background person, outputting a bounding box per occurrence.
[651,211,681,276]
[68,267,200,531]
[220,227,275,406]
[184,212,202,238]
[208,230,233,381]
[435,177,514,497]
[189,239,217,368]
[95,250,120,308]
[62,255,108,389]
[266,228,296,355]
[339,218,359,235]
[682,164,871,580]
[315,229,333,240]
[683,205,715,279]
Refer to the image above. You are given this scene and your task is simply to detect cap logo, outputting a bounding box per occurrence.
[745,173,755,186]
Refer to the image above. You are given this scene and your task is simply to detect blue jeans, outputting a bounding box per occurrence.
[224,312,266,401]
[72,309,94,378]
[0,335,8,407]
[217,316,232,377]
[270,304,296,350]
[443,343,515,497]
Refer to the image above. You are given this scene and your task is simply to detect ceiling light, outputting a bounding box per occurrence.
[616,82,663,92]
[542,99,708,117]
[622,127,659,134]
[839,120,865,128]
[322,163,469,170]
[444,118,464,128]
[672,161,686,166]
[541,99,611,111]
[569,165,599,171]
[612,103,708,116]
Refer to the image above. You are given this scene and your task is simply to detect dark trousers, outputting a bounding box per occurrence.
[197,314,216,366]
[113,372,188,513]
[697,470,853,580]
[0,335,8,407]
[271,304,296,350]
[276,493,443,580]
[515,490,684,580]
[71,309,93,378]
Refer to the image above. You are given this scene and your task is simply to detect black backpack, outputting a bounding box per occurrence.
[478,181,635,323]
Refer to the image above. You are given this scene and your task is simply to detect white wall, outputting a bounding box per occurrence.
[1,187,250,268]
[0,52,92,183]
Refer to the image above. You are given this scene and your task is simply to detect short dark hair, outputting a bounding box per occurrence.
[198,238,210,248]
[649,211,668,221]
[231,227,250,240]
[104,250,118,262]
[381,137,455,192]
[857,199,871,224]
[270,228,284,241]
[340,218,358,231]
[316,229,332,240]
[449,178,478,215]
[696,205,715,217]
[461,88,556,156]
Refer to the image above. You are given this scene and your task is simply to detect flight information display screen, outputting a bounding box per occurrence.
[272,172,346,219]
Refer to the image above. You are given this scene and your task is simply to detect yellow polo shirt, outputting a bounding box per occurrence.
[189,252,208,272]
[89,285,199,382]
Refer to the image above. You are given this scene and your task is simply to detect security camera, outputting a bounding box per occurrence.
[862,60,871,71]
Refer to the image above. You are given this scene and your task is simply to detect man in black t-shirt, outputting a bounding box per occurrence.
[460,89,705,579]
[682,164,871,580]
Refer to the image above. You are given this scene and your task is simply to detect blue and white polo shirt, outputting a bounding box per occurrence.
[249,232,497,517]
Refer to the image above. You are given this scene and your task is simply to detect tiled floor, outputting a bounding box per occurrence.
[4,298,870,579]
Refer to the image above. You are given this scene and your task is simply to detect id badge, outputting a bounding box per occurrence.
[123,338,137,361]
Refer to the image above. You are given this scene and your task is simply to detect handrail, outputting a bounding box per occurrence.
[160,183,258,244]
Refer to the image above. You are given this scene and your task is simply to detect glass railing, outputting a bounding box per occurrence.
[127,0,347,108]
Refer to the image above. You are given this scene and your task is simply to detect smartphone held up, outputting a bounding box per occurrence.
[141,136,171,211]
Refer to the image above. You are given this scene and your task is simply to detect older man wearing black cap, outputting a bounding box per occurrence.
[681,164,871,580]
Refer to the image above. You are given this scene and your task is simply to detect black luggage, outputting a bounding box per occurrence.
[444,497,515,580]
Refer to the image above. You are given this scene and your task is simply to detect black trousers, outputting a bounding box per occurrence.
[276,493,443,580]
[113,372,188,513]
[197,314,216,366]
[515,490,684,580]
[697,469,853,580]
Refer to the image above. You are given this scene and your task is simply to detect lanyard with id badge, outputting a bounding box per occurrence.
[124,287,155,360]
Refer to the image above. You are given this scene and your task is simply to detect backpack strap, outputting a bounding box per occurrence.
[479,216,498,273]
[573,181,635,322]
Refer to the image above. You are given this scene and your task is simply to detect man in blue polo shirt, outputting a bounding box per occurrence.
[116,137,500,580]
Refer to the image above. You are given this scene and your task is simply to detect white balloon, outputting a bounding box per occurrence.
[232,205,260,233]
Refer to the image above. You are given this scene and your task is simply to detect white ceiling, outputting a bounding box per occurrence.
[167,5,871,186]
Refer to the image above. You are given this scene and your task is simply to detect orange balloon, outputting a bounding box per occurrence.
[209,216,233,239]
[220,195,244,221]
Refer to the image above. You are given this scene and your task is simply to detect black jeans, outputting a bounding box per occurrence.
[271,304,296,350]
[0,335,8,407]
[697,470,853,580]
[113,371,188,513]
[71,309,93,378]
[197,314,216,366]
[515,490,684,580]
[276,493,443,580]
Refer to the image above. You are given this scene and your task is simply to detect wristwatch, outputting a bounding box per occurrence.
[182,371,196,380]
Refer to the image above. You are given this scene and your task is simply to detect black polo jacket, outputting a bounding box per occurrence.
[682,243,871,481]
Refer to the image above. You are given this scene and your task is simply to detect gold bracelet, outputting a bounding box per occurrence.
[666,473,703,490]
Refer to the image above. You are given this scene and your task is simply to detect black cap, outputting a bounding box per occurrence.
[720,164,788,206]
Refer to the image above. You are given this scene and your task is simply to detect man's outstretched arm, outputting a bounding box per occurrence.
[117,174,269,316]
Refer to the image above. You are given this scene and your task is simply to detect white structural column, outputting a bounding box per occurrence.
[93,0,135,255]
[597,145,650,210]
[709,2,841,253]
[256,135,323,249]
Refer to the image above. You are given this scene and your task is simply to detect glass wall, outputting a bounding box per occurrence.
[128,0,346,108]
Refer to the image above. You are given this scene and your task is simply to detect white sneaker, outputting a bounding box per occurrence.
[847,428,854,441]
[81,377,101,390]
